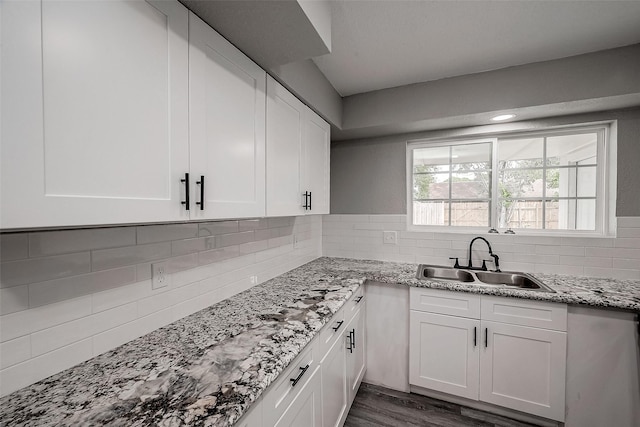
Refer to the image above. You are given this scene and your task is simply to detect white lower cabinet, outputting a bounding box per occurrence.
[409,288,567,422]
[274,366,323,427]
[260,289,366,427]
[345,304,366,406]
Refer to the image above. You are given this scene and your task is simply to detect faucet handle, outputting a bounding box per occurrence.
[481,259,490,271]
[449,257,460,268]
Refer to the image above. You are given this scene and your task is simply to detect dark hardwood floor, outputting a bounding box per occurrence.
[344,383,539,427]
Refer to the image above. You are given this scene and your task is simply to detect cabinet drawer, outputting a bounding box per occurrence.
[263,337,320,426]
[481,296,567,331]
[345,286,365,324]
[410,287,480,319]
[318,307,346,362]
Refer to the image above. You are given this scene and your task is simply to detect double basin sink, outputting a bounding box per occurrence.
[416,265,555,293]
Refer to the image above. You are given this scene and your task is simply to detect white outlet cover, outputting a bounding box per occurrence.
[383,231,398,245]
[152,261,170,289]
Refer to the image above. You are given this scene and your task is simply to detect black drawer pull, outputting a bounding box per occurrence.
[485,328,488,348]
[351,329,356,350]
[355,296,363,303]
[346,332,353,353]
[180,173,190,210]
[332,320,344,332]
[196,175,205,210]
[290,364,309,387]
[474,326,477,347]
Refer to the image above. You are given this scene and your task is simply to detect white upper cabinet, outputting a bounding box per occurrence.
[302,107,330,215]
[1,0,190,229]
[266,76,330,216]
[266,76,305,216]
[188,13,266,220]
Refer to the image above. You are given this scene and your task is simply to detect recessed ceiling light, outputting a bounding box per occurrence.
[491,114,516,121]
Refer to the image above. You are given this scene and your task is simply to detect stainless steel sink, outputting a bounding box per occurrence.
[416,264,555,293]
[421,266,475,282]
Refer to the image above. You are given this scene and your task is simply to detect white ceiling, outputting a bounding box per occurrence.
[312,1,640,97]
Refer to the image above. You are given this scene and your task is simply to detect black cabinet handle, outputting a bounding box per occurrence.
[484,328,488,348]
[181,173,190,210]
[302,191,310,210]
[290,364,309,387]
[346,331,353,353]
[332,320,344,332]
[351,329,356,350]
[308,191,312,210]
[196,175,205,210]
[474,327,477,347]
[355,296,363,303]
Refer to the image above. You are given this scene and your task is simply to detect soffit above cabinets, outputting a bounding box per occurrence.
[313,0,640,97]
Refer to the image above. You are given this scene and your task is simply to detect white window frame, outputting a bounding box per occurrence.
[406,123,614,237]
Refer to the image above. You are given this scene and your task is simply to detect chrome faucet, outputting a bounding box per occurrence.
[466,236,501,272]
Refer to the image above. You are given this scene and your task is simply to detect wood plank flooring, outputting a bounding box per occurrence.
[344,383,539,427]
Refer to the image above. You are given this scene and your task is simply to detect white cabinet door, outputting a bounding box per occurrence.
[346,305,366,405]
[274,366,323,427]
[266,76,305,217]
[237,399,262,427]
[409,311,480,400]
[189,13,266,220]
[479,320,567,422]
[320,333,348,427]
[1,0,189,229]
[301,108,330,214]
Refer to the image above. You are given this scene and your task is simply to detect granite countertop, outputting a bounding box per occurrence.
[1,257,639,426]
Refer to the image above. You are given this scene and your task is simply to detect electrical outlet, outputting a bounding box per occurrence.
[250,275,258,285]
[383,231,398,245]
[152,261,170,289]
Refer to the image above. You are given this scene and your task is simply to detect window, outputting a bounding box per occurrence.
[408,126,609,235]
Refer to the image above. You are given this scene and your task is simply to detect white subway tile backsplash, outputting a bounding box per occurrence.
[0,336,31,369]
[92,281,152,313]
[29,228,135,257]
[0,234,29,261]
[0,216,323,397]
[136,223,198,245]
[238,219,269,231]
[613,238,640,249]
[31,303,137,357]
[1,252,91,288]
[0,285,29,315]
[617,217,640,228]
[92,309,172,356]
[170,236,215,256]
[92,242,171,271]
[323,214,640,281]
[31,338,93,384]
[29,266,137,308]
[0,359,35,397]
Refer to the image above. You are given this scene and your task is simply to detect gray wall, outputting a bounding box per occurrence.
[331,108,640,217]
[338,44,640,140]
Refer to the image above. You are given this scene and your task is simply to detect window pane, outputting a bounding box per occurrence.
[450,201,490,227]
[576,199,597,230]
[413,146,450,173]
[547,133,597,166]
[546,199,596,230]
[498,138,543,169]
[546,169,561,197]
[451,143,491,170]
[577,166,597,197]
[499,169,543,199]
[413,201,448,226]
[413,173,449,200]
[451,172,490,199]
[498,199,544,229]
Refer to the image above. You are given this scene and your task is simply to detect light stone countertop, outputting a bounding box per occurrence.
[1,257,638,426]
